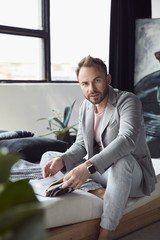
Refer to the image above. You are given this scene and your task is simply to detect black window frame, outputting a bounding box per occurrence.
[0,0,88,84]
[0,0,51,83]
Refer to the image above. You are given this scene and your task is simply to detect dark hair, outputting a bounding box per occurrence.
[76,55,108,77]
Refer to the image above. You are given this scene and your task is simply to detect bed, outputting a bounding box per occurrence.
[36,158,160,240]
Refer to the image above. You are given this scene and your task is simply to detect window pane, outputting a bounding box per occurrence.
[50,0,111,81]
[0,0,42,29]
[0,34,43,80]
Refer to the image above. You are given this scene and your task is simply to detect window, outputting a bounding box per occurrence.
[50,0,111,81]
[0,0,111,83]
[0,34,43,81]
[0,0,41,29]
[0,0,49,82]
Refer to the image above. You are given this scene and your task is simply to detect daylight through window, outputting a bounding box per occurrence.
[0,0,111,82]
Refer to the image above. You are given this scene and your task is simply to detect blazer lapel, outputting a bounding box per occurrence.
[101,86,117,135]
[85,104,95,157]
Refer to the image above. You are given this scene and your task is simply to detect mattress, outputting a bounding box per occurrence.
[37,158,160,229]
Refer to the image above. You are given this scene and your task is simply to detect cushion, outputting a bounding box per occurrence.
[37,173,160,229]
[37,190,103,228]
[0,130,34,140]
[0,137,68,163]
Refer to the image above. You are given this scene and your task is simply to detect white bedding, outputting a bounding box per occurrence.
[38,158,160,229]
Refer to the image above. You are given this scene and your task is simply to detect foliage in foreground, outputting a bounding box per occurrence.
[0,149,46,240]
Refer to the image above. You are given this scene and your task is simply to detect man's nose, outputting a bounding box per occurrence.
[88,83,95,92]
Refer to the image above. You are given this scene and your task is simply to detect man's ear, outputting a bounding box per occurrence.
[107,74,111,85]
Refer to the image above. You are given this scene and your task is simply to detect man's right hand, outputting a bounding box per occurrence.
[43,156,64,178]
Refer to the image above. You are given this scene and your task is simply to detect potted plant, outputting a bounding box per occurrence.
[0,148,46,240]
[38,100,78,147]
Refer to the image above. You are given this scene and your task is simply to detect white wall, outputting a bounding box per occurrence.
[0,83,84,137]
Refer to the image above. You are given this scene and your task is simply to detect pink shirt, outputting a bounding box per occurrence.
[94,110,105,152]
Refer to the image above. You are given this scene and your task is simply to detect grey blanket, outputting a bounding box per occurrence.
[0,131,34,140]
[10,160,43,182]
[10,160,103,192]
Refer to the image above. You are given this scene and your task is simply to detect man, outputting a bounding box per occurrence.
[41,56,156,240]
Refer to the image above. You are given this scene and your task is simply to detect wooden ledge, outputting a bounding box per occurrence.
[48,197,160,240]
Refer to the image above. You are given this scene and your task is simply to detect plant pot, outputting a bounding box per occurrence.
[57,135,76,148]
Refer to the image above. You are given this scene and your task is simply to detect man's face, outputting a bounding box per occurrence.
[78,65,111,106]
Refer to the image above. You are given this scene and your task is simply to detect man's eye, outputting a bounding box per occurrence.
[95,78,101,82]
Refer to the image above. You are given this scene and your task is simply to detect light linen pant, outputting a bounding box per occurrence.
[91,155,144,230]
[40,152,144,231]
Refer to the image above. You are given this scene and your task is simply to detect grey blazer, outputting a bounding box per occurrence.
[62,85,156,195]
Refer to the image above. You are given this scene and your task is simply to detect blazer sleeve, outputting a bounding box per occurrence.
[61,101,87,171]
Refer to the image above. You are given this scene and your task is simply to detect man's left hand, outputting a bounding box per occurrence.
[62,163,90,190]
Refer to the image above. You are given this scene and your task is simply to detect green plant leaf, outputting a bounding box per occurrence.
[69,123,78,128]
[37,100,78,138]
[38,131,55,137]
[53,117,65,129]
[37,117,47,121]
[48,116,54,129]
[70,126,78,133]
[63,100,76,128]
[0,150,22,184]
[0,181,38,212]
[55,128,70,137]
[13,211,46,240]
[0,203,46,240]
[0,151,46,240]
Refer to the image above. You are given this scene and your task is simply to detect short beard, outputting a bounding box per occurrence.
[87,87,109,105]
